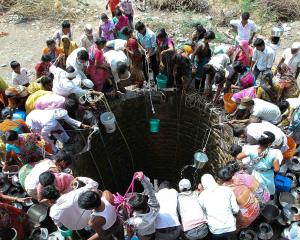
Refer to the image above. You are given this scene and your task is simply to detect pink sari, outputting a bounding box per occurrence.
[231,87,256,103]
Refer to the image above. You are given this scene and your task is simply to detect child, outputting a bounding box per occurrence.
[10,61,29,87]
[99,13,115,41]
[119,0,134,30]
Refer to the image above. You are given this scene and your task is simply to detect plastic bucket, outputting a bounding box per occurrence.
[100,112,116,133]
[58,226,73,237]
[149,119,160,133]
[223,93,237,113]
[275,174,292,192]
[156,74,168,89]
[283,137,296,160]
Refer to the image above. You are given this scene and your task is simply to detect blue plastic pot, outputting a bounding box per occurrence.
[149,118,160,133]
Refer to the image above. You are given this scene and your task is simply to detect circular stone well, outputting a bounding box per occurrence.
[73,93,233,192]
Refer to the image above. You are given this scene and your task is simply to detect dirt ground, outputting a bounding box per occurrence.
[0,0,300,83]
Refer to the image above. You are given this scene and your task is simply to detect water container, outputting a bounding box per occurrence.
[156,73,168,89]
[100,112,116,133]
[223,93,237,113]
[12,109,26,121]
[283,137,296,160]
[58,226,73,237]
[261,204,280,222]
[149,118,160,133]
[193,151,208,169]
[275,174,292,192]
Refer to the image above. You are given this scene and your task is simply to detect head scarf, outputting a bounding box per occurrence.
[201,174,218,191]
[291,42,300,50]
[239,40,252,56]
[127,38,138,51]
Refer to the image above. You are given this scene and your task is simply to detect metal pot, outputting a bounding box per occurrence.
[286,173,298,189]
[29,227,48,240]
[291,187,300,204]
[283,204,300,222]
[193,151,208,169]
[271,24,284,37]
[0,228,17,240]
[257,223,273,240]
[3,165,19,178]
[239,229,258,240]
[27,204,48,224]
[288,157,300,173]
[279,192,296,208]
[262,204,280,221]
[11,175,21,187]
[277,211,291,227]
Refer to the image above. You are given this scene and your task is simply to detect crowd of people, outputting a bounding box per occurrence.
[1,0,300,239]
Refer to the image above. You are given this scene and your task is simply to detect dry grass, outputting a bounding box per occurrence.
[150,0,210,12]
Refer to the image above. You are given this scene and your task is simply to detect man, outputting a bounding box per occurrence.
[250,38,275,80]
[233,120,288,152]
[10,61,29,87]
[229,97,282,125]
[79,24,98,50]
[126,172,160,240]
[66,47,89,80]
[78,189,124,240]
[52,20,72,46]
[26,108,89,152]
[277,42,300,84]
[155,181,181,240]
[35,55,52,79]
[135,21,159,82]
[230,12,257,44]
[199,174,239,239]
[48,177,98,230]
[177,179,208,240]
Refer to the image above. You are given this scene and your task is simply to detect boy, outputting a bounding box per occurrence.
[10,61,29,87]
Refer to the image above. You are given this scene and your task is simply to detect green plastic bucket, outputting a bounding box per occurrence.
[156,74,167,89]
[58,226,73,237]
[149,118,160,133]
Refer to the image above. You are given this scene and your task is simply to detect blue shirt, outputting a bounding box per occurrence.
[136,28,157,52]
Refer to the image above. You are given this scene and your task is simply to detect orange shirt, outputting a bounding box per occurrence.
[108,0,120,13]
[42,47,63,57]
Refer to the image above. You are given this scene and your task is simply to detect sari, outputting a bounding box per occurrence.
[238,68,255,89]
[0,119,29,134]
[99,20,115,41]
[229,40,253,67]
[113,15,129,40]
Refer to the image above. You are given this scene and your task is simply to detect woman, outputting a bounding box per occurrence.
[87,37,109,91]
[60,35,78,62]
[156,28,175,87]
[217,166,260,230]
[191,31,215,90]
[173,49,192,90]
[99,13,115,41]
[227,40,253,67]
[3,130,49,170]
[226,160,270,207]
[236,131,280,195]
[122,27,145,87]
[113,8,129,40]
[0,193,31,240]
[191,24,207,48]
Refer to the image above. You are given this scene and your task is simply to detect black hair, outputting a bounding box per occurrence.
[204,30,215,40]
[258,131,275,146]
[217,166,233,181]
[226,160,241,173]
[46,39,55,46]
[214,71,226,84]
[41,55,51,62]
[62,20,71,29]
[54,150,72,166]
[47,73,54,80]
[128,193,149,212]
[241,12,250,20]
[233,127,245,137]
[271,36,280,45]
[39,171,55,187]
[121,27,133,36]
[95,37,107,46]
[158,180,172,190]
[10,61,20,69]
[4,130,18,142]
[42,185,60,200]
[77,50,89,61]
[261,70,273,83]
[157,28,167,39]
[1,107,12,119]
[40,75,53,87]
[100,13,108,20]
[230,144,243,157]
[254,38,265,47]
[278,100,290,113]
[78,191,101,210]
[64,97,78,117]
[66,66,76,73]
[135,21,145,32]
[115,8,122,16]
[117,62,128,75]
[196,24,206,34]
[233,61,246,74]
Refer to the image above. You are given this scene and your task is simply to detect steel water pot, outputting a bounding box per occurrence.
[286,173,298,188]
[283,204,300,222]
[291,187,300,204]
[239,228,258,240]
[27,204,48,224]
[257,223,273,240]
[193,151,208,169]
[262,204,280,222]
[288,157,300,173]
[271,24,284,37]
[279,192,296,208]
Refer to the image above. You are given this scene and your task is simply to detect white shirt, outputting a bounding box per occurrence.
[253,45,275,71]
[246,121,287,151]
[198,186,239,234]
[50,65,86,97]
[155,188,180,229]
[106,39,127,51]
[79,33,98,50]
[11,68,29,86]
[104,50,128,83]
[252,98,282,124]
[66,47,88,80]
[52,30,73,46]
[50,177,98,230]
[208,54,230,71]
[287,97,300,109]
[26,109,81,137]
[282,48,300,74]
[24,159,55,190]
[230,19,257,42]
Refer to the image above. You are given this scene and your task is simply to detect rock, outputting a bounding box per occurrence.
[1,64,7,67]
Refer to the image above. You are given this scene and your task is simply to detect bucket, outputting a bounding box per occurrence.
[223,93,237,113]
[27,204,48,224]
[156,73,168,89]
[100,112,116,133]
[58,226,73,237]
[30,228,48,240]
[0,228,17,240]
[262,204,280,221]
[285,173,298,188]
[239,229,258,240]
[149,118,160,133]
[279,192,296,208]
[193,151,208,169]
[275,174,292,192]
[283,137,296,160]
